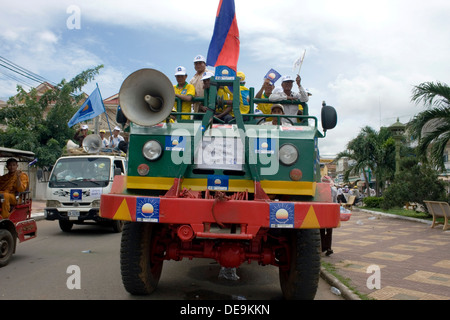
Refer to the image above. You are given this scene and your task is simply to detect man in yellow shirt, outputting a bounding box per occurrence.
[0,158,29,219]
[255,78,275,115]
[173,66,196,120]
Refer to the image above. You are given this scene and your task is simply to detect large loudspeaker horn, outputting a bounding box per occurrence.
[82,134,103,153]
[119,68,175,126]
[66,140,79,150]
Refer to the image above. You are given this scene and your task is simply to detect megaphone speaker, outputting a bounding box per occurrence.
[119,68,175,126]
[82,134,103,153]
[66,139,79,150]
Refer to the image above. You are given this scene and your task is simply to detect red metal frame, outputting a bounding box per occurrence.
[1,196,37,243]
[100,176,339,268]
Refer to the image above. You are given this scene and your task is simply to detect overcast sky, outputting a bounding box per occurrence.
[1,0,449,156]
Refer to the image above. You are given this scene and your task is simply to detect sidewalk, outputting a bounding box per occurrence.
[325,208,450,300]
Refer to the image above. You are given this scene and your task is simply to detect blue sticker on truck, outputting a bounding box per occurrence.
[269,202,294,228]
[207,175,229,191]
[70,189,82,201]
[136,197,160,222]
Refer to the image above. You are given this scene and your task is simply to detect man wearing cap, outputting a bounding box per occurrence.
[261,104,291,126]
[255,78,275,116]
[197,71,214,115]
[174,66,196,120]
[199,72,233,124]
[73,124,89,147]
[108,126,125,149]
[190,55,210,116]
[269,75,309,121]
[237,71,250,115]
[99,129,108,148]
[0,158,29,219]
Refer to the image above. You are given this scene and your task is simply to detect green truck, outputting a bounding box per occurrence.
[100,67,339,299]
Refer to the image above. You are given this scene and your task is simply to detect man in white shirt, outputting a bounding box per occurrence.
[190,55,210,119]
[99,130,109,148]
[269,75,309,121]
[108,126,125,149]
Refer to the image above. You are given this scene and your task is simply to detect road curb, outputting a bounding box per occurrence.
[320,266,361,300]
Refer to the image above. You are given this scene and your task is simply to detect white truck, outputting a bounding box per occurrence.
[44,154,127,232]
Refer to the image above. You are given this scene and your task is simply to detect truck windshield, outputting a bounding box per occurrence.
[49,157,111,187]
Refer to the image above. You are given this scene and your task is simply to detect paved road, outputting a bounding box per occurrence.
[1,219,343,301]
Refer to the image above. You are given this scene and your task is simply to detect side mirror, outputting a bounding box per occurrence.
[116,105,128,126]
[114,167,122,176]
[321,102,337,131]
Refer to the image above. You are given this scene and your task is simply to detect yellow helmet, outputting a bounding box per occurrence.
[237,71,245,82]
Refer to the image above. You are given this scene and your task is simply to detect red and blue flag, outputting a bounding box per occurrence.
[206,0,240,71]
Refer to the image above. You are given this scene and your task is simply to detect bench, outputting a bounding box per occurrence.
[423,200,450,231]
[343,195,356,210]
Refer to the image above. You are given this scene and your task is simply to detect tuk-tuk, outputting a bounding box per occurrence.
[0,147,37,267]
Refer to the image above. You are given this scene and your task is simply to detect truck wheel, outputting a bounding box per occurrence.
[278,229,321,300]
[120,222,163,295]
[111,220,124,233]
[59,220,73,232]
[0,229,14,267]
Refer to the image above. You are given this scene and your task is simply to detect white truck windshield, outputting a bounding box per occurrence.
[50,157,111,183]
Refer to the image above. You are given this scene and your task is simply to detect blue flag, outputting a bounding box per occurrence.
[68,87,105,127]
[264,68,281,85]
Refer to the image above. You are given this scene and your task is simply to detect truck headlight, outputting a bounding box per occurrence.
[279,143,298,166]
[143,140,162,161]
[46,200,61,207]
[92,199,101,207]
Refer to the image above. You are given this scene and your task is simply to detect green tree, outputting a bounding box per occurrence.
[0,65,103,167]
[335,126,396,196]
[382,156,447,210]
[408,81,450,171]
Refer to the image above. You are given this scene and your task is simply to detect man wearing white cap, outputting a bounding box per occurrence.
[174,66,196,120]
[108,126,125,149]
[190,55,211,116]
[269,75,309,121]
[73,124,89,147]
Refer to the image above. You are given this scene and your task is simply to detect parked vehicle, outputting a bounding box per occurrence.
[45,149,127,233]
[0,147,37,267]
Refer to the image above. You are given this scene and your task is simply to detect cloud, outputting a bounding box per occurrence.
[1,0,449,157]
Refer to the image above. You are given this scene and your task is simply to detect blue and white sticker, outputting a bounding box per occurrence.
[270,202,294,228]
[70,189,82,201]
[254,137,275,154]
[136,197,160,222]
[165,136,186,151]
[207,175,229,191]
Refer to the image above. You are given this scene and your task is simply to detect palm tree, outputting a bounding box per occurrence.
[408,81,450,171]
[335,126,395,196]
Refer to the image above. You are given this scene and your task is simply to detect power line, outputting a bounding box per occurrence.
[0,69,36,88]
[0,55,57,87]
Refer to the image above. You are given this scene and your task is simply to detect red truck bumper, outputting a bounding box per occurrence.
[100,177,340,239]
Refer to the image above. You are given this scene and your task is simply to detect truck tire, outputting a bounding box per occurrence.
[59,220,73,232]
[120,222,163,295]
[111,220,124,233]
[279,229,321,300]
[0,229,14,267]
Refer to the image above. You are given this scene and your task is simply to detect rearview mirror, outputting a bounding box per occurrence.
[321,103,337,131]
